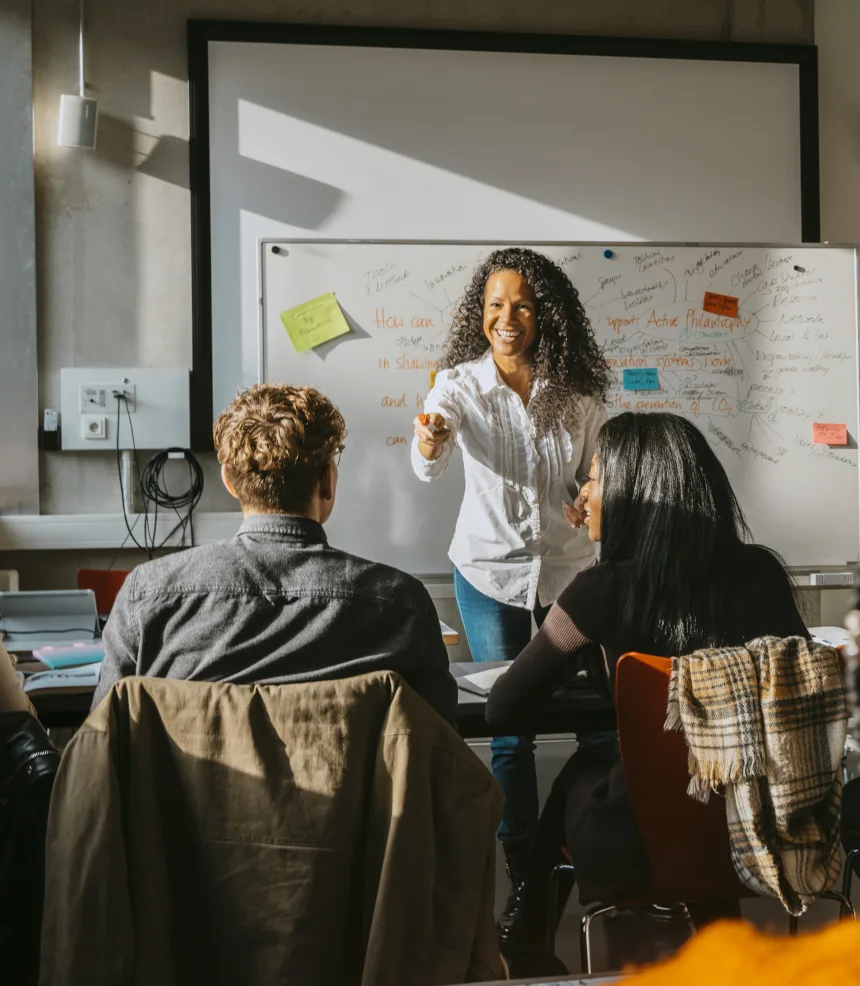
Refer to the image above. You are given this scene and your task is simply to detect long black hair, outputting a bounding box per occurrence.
[442,247,611,436]
[595,412,789,653]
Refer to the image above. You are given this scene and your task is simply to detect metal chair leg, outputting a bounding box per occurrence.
[788,889,855,936]
[843,847,860,902]
[580,904,617,975]
[819,890,856,920]
[546,862,575,953]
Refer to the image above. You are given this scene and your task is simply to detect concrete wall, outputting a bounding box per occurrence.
[815,0,860,625]
[817,0,860,243]
[0,0,38,515]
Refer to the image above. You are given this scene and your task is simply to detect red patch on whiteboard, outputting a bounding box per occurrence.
[702,292,739,318]
[813,423,848,446]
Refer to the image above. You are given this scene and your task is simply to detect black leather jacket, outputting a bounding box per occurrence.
[0,712,60,986]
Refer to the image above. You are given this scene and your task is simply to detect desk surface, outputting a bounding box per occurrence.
[27,661,614,738]
[5,618,460,652]
[451,662,614,739]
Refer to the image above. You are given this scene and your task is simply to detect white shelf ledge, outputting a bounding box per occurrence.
[0,512,242,550]
[0,513,457,597]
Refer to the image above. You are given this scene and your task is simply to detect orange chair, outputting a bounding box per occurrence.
[548,652,854,973]
[76,569,131,615]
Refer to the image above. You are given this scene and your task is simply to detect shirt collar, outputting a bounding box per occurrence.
[475,348,503,396]
[474,348,545,399]
[237,514,328,544]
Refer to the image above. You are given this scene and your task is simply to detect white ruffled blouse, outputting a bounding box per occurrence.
[411,349,606,610]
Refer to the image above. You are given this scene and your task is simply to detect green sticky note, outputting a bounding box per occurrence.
[280,292,351,353]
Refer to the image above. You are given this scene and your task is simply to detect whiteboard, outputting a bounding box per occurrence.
[206,40,805,423]
[261,242,859,572]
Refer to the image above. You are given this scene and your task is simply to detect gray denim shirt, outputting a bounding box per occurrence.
[95,515,457,725]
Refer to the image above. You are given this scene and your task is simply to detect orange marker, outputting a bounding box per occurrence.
[419,413,442,434]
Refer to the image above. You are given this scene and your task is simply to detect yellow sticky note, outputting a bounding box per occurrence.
[429,370,437,389]
[280,293,351,353]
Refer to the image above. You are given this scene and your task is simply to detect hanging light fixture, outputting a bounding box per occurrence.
[57,0,98,148]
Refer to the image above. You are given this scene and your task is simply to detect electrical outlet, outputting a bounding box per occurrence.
[61,367,189,451]
[81,415,107,440]
[80,383,136,414]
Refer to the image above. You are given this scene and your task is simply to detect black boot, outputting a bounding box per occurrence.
[497,838,570,978]
[497,837,533,947]
[498,834,572,948]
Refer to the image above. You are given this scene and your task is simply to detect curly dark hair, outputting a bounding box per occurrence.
[443,247,611,436]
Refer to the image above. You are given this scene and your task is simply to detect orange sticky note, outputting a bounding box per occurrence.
[702,292,739,318]
[813,423,848,445]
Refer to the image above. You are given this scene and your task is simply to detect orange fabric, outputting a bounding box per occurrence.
[616,653,751,903]
[76,569,131,614]
[619,920,860,985]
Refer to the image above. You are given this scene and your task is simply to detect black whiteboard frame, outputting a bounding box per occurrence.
[187,21,819,449]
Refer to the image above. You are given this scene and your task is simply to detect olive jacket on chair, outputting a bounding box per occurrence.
[40,674,504,986]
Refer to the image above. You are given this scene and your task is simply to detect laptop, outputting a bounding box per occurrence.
[0,590,100,654]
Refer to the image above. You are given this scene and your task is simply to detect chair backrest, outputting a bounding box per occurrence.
[616,652,753,903]
[76,569,131,615]
[41,674,504,985]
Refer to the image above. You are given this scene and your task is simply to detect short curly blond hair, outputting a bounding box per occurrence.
[213,384,346,513]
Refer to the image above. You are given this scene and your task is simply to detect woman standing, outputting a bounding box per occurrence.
[411,247,610,940]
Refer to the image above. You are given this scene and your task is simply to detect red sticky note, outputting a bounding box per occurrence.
[702,292,739,318]
[813,423,848,446]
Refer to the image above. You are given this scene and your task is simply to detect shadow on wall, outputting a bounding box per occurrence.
[230,155,345,228]
[96,112,189,189]
[227,43,802,242]
[96,111,344,224]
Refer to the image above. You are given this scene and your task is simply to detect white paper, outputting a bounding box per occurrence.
[461,665,511,691]
[809,626,853,649]
[23,662,101,693]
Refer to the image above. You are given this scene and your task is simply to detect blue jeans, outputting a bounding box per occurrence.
[454,568,549,843]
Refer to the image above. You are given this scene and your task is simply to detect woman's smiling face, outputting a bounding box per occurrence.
[482,270,538,360]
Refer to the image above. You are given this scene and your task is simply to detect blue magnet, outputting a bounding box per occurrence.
[603,249,614,259]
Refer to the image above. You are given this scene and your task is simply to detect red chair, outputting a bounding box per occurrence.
[548,652,854,973]
[76,569,131,615]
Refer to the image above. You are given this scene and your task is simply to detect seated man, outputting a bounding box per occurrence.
[95,384,457,725]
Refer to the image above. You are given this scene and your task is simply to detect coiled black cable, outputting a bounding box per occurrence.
[115,394,204,559]
[140,448,205,551]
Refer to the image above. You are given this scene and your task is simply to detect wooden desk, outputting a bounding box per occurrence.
[28,661,614,738]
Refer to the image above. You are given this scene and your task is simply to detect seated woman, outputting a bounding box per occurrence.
[486,411,808,941]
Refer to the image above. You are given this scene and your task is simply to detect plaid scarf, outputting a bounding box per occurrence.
[666,635,847,915]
